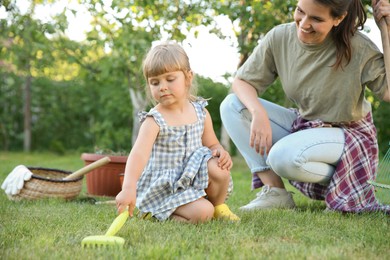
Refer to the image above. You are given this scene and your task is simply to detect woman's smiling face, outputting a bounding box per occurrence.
[294,0,346,44]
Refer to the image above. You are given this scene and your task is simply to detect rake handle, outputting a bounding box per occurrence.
[63,156,111,180]
[379,18,390,92]
[105,210,129,236]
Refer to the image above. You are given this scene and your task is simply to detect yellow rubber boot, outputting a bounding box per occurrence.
[214,204,240,222]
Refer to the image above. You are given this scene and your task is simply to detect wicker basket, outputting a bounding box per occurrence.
[8,167,83,201]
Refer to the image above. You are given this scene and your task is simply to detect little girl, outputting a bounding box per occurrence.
[116,42,239,223]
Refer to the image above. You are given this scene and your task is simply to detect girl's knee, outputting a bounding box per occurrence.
[200,202,215,221]
[208,158,230,182]
[174,199,214,223]
[192,201,214,223]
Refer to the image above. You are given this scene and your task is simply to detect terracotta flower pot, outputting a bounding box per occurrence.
[81,153,127,197]
[119,173,125,187]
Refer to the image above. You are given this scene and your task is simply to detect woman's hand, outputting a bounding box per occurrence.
[372,0,390,26]
[232,77,273,156]
[250,110,272,156]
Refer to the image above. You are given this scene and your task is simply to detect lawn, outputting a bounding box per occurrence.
[0,152,389,259]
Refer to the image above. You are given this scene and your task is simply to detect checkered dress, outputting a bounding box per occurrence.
[136,100,212,220]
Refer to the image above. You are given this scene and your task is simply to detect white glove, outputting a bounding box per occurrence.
[1,165,33,195]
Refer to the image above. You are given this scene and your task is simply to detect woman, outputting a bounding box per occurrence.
[220,0,390,213]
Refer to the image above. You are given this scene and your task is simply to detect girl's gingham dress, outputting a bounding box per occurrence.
[136,100,213,221]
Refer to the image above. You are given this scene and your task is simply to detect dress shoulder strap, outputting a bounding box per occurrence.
[192,98,208,120]
[138,108,166,126]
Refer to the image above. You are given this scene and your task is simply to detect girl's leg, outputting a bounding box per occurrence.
[206,157,240,221]
[171,198,214,224]
[206,157,230,206]
[267,127,344,184]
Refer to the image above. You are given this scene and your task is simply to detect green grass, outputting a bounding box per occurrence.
[0,152,389,259]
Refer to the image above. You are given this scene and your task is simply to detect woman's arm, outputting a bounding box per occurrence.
[231,77,273,155]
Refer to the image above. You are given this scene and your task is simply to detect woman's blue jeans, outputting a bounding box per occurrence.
[220,94,345,184]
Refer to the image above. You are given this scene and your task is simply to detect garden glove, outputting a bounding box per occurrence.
[1,165,32,195]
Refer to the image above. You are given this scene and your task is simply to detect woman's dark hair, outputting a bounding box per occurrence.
[316,0,367,69]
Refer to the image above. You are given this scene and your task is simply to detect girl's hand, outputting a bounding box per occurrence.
[212,148,233,171]
[116,189,136,217]
[250,111,272,156]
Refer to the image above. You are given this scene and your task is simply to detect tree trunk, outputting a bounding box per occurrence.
[23,74,32,152]
[0,121,9,150]
[129,88,149,146]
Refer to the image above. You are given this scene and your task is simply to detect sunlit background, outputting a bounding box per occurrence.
[0,0,383,83]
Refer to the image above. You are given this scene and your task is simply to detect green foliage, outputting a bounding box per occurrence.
[30,77,95,152]
[211,0,297,65]
[197,77,230,139]
[0,71,229,153]
[372,101,390,156]
[0,74,24,150]
[0,0,388,155]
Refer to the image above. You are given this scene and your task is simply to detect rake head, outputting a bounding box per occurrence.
[370,144,390,205]
[81,235,125,248]
[81,210,129,248]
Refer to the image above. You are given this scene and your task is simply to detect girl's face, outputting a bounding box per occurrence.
[148,70,191,106]
[294,0,346,44]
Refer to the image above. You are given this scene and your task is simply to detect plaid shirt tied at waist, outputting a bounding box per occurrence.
[252,111,390,213]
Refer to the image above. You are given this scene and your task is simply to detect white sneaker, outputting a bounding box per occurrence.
[239,185,296,211]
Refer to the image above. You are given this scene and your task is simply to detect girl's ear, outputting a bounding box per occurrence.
[187,70,193,79]
[186,70,193,86]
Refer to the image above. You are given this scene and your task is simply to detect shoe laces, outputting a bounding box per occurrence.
[256,185,272,198]
[256,186,295,198]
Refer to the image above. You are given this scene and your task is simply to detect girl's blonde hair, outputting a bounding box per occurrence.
[142,42,198,103]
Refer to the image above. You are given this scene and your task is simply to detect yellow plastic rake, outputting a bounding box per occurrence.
[81,210,129,248]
